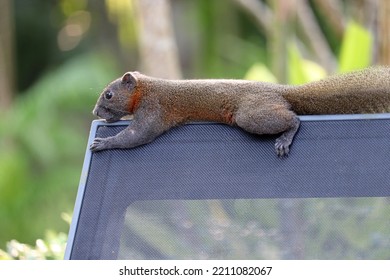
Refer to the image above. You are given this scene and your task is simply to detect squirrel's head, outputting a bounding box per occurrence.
[93,72,139,123]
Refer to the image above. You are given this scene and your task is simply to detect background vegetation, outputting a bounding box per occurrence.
[0,0,389,259]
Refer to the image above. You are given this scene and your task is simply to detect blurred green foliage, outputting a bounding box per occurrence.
[0,52,118,246]
[0,0,387,259]
[0,214,69,260]
[339,21,373,73]
[0,233,66,260]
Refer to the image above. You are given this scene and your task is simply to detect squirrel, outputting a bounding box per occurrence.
[90,67,390,157]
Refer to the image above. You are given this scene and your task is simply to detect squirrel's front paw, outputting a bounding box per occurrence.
[90,137,110,152]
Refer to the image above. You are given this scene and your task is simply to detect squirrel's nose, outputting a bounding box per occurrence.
[92,106,98,116]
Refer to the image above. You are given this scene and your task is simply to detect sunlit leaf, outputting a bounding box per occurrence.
[244,63,277,83]
[339,21,372,73]
[288,43,327,85]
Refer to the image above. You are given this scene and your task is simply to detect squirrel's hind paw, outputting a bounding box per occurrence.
[275,138,290,158]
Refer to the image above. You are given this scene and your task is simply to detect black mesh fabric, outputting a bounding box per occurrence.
[68,118,390,259]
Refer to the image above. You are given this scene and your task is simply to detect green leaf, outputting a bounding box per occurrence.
[288,43,327,84]
[339,21,372,73]
[244,63,277,83]
[288,43,307,85]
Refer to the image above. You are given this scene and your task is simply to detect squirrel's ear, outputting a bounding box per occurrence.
[121,72,138,90]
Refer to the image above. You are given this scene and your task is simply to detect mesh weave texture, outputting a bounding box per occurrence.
[70,119,390,259]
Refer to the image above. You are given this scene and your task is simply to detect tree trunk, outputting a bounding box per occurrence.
[0,0,14,109]
[268,0,296,83]
[134,0,182,79]
[377,0,390,65]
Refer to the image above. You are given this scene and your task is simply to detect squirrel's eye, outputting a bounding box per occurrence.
[105,91,113,100]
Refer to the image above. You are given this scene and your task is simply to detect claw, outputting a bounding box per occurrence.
[275,138,290,158]
[90,138,105,152]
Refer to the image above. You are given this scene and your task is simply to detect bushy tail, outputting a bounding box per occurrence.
[282,67,390,115]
